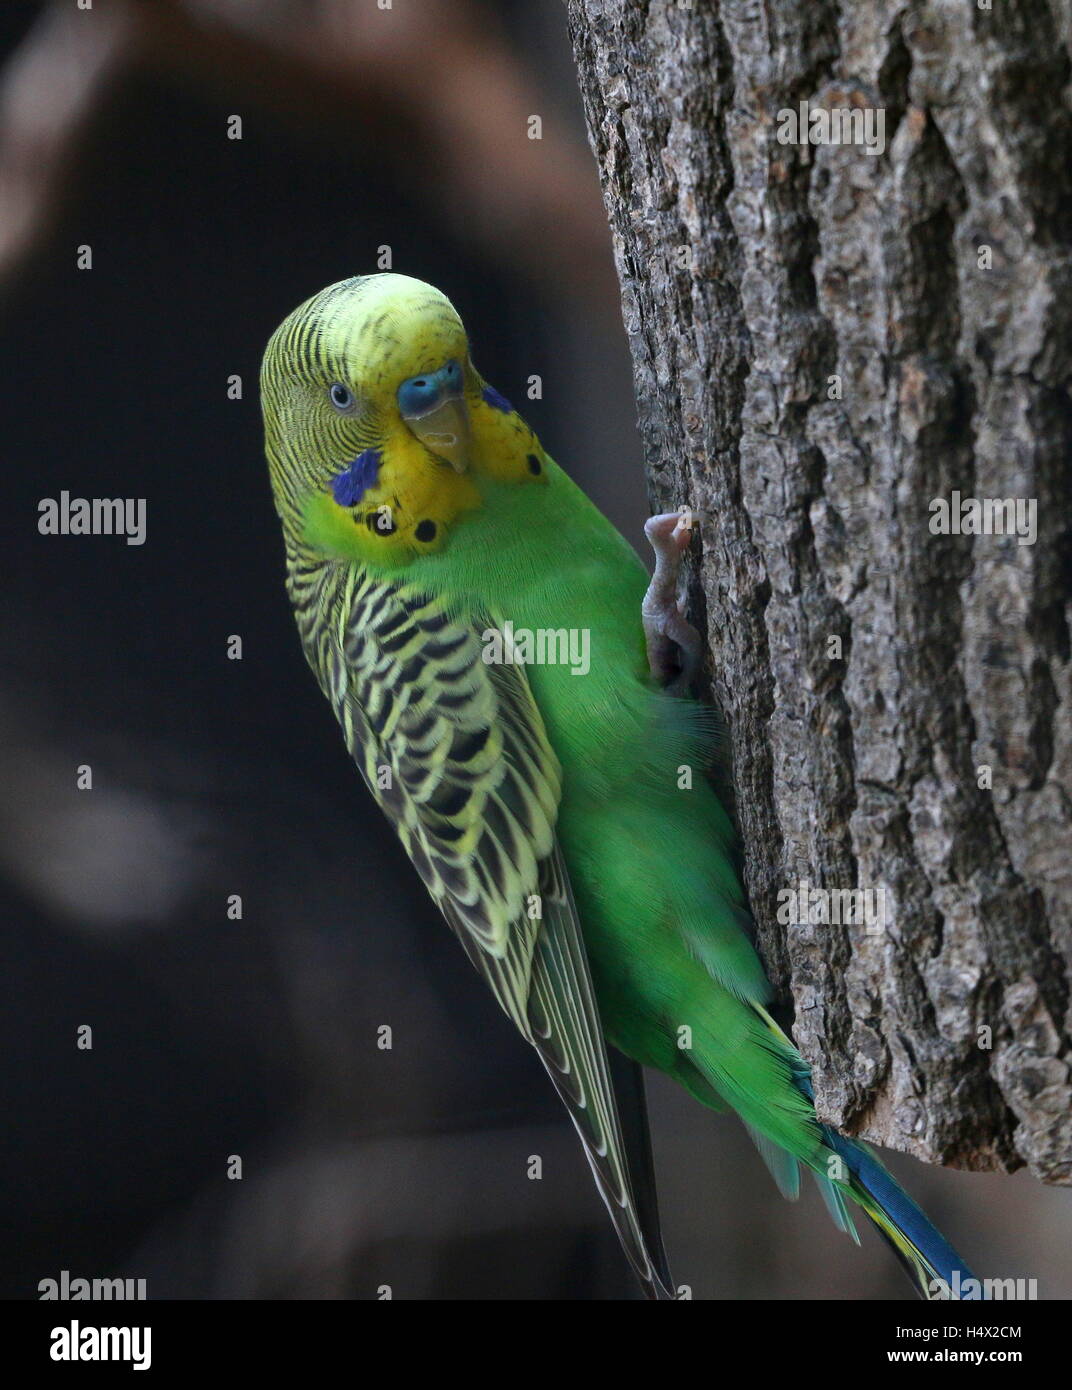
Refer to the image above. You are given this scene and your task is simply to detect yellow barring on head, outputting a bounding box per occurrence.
[313,274,470,398]
[264,272,550,569]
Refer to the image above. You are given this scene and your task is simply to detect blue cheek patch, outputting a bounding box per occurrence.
[482,385,513,414]
[331,448,381,507]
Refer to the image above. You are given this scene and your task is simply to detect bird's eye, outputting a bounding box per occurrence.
[329,382,354,411]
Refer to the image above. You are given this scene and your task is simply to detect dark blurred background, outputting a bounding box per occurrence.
[1,0,1068,1300]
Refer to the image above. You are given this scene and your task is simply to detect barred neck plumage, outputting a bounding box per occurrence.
[282,534,351,659]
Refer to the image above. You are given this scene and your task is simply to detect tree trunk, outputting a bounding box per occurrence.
[566,0,1072,1182]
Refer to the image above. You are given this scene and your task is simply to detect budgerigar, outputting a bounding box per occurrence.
[261,273,975,1300]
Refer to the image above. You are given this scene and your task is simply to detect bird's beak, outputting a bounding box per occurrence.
[402,394,472,473]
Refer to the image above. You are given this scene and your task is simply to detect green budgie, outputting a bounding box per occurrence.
[261,273,976,1300]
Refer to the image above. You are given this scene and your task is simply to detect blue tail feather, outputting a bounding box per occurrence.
[764,1013,979,1298]
[825,1129,979,1297]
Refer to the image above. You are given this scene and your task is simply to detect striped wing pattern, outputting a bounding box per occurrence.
[287,551,671,1297]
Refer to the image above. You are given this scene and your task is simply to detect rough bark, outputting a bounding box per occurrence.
[566,0,1072,1181]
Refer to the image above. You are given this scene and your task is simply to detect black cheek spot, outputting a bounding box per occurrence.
[415,519,437,542]
[526,454,542,475]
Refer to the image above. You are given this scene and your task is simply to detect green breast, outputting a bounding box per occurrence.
[399,461,657,792]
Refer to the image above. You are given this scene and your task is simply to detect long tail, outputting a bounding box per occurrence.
[753,1005,979,1300]
[823,1127,979,1300]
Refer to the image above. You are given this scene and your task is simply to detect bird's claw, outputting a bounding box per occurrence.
[642,510,702,693]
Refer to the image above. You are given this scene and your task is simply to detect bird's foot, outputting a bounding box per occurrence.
[642,510,701,694]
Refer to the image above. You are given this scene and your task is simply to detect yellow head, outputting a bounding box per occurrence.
[261,274,546,564]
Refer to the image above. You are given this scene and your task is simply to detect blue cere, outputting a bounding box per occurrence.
[398,359,464,417]
[331,448,381,507]
[482,385,513,413]
[398,376,442,417]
